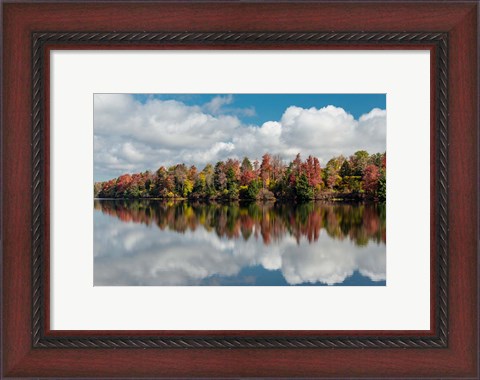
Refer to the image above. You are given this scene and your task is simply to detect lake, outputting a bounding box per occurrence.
[94,199,386,286]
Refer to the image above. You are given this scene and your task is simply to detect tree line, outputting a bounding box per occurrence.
[94,151,386,202]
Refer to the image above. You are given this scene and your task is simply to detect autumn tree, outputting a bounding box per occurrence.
[239,157,254,187]
[323,156,344,190]
[377,170,386,201]
[271,155,284,183]
[304,155,323,188]
[260,153,272,188]
[115,174,132,197]
[363,164,380,196]
[350,150,369,176]
[241,156,253,172]
[173,164,189,196]
[214,161,227,191]
[203,164,215,190]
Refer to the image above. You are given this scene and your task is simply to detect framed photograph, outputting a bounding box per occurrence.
[2,1,478,378]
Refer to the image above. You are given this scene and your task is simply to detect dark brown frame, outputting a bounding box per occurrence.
[2,1,478,378]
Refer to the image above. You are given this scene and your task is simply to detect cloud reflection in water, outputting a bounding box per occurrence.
[94,200,386,286]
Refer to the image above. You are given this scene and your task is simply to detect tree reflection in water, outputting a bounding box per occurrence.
[94,200,386,247]
[94,200,386,286]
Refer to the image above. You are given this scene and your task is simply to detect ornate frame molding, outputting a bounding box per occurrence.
[31,31,448,349]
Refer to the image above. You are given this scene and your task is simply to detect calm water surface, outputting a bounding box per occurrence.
[94,200,386,286]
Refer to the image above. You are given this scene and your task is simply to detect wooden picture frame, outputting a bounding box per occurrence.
[2,1,478,378]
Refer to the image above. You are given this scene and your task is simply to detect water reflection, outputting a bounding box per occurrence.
[94,200,386,286]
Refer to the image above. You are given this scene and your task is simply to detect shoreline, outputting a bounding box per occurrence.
[93,195,384,203]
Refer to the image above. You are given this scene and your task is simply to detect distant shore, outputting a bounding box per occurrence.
[94,193,384,203]
[95,151,386,202]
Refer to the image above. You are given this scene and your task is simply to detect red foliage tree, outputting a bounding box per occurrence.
[240,170,256,186]
[363,164,380,195]
[260,153,272,187]
[304,155,323,187]
[115,174,132,194]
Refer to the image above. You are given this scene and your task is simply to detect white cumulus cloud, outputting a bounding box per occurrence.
[94,95,386,181]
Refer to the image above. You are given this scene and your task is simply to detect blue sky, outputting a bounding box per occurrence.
[132,93,386,125]
[94,94,386,182]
